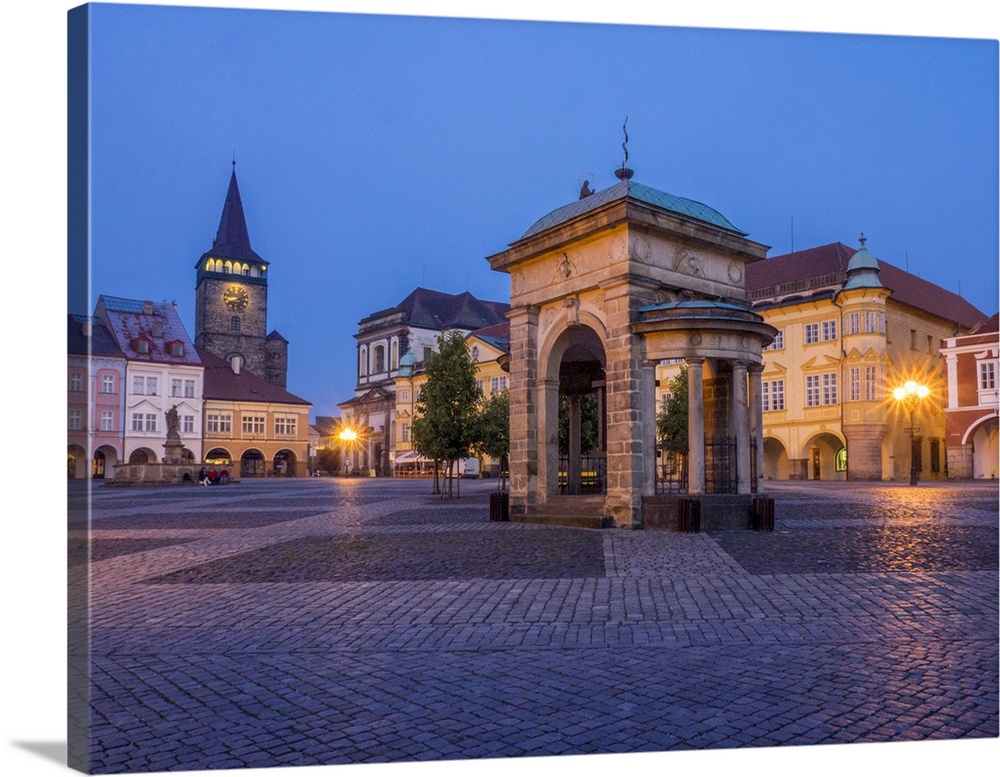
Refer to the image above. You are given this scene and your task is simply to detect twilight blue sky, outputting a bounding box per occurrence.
[78,3,998,421]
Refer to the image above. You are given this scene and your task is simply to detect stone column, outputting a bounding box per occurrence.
[641,362,657,497]
[537,379,560,499]
[732,361,751,494]
[602,282,643,528]
[747,363,765,494]
[568,393,582,494]
[507,305,540,513]
[686,357,706,495]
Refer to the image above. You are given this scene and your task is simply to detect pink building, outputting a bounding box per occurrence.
[942,312,999,478]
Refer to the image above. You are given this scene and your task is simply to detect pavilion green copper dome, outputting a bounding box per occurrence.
[521,179,748,239]
[842,233,884,290]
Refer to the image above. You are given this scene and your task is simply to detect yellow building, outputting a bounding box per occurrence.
[392,322,510,477]
[199,348,312,477]
[745,238,988,481]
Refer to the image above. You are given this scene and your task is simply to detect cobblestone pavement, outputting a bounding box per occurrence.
[69,478,999,773]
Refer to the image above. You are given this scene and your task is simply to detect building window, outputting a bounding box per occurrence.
[912,436,923,473]
[490,376,508,392]
[171,378,183,397]
[169,342,184,357]
[847,312,860,335]
[359,347,368,377]
[822,373,838,405]
[100,410,114,431]
[206,413,232,433]
[804,323,819,344]
[979,361,996,390]
[132,376,157,395]
[131,413,144,431]
[275,417,297,436]
[185,380,195,398]
[182,415,194,433]
[763,329,784,352]
[864,366,881,401]
[391,340,399,369]
[762,379,785,412]
[144,414,157,432]
[910,329,917,349]
[136,339,150,354]
[864,311,884,333]
[401,422,410,442]
[821,319,837,341]
[242,416,266,435]
[927,335,934,353]
[849,367,861,402]
[806,375,820,407]
[68,409,82,430]
[231,316,241,331]
[69,371,83,392]
[373,345,386,374]
[101,374,115,394]
[423,346,432,362]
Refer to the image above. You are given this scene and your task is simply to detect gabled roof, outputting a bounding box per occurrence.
[467,320,511,354]
[746,242,987,329]
[94,296,201,365]
[198,347,310,405]
[202,168,265,265]
[360,288,509,332]
[521,179,747,240]
[67,314,125,358]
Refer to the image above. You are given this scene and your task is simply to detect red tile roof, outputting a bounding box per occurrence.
[95,296,202,365]
[198,347,310,405]
[746,242,987,329]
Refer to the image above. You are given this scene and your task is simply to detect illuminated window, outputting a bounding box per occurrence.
[835,448,847,472]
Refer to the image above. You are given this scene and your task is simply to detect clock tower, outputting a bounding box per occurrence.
[194,164,288,387]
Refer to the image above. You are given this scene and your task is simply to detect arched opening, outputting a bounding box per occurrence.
[373,344,386,374]
[802,432,846,481]
[241,449,265,478]
[273,449,296,477]
[68,445,87,479]
[541,324,607,497]
[128,448,157,464]
[971,417,999,479]
[763,437,789,480]
[205,448,232,465]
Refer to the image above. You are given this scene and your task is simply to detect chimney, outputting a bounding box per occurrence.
[143,300,154,315]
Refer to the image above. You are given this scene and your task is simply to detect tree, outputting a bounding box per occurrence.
[410,330,482,498]
[317,446,341,476]
[471,389,509,491]
[657,367,689,454]
[558,392,600,455]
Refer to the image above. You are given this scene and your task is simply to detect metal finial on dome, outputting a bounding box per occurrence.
[614,116,634,181]
[859,232,866,247]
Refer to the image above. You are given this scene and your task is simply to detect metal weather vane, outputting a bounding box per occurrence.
[615,116,634,181]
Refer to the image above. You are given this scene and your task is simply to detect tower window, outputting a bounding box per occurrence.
[230,355,243,374]
[231,316,241,331]
[373,345,386,373]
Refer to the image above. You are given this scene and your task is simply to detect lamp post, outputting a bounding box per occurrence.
[338,427,358,477]
[892,380,929,486]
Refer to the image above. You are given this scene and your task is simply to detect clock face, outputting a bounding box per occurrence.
[223,285,249,311]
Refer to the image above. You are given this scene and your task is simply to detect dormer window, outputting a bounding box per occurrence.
[167,341,185,357]
[135,338,151,354]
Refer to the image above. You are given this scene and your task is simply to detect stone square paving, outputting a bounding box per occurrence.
[68,478,998,773]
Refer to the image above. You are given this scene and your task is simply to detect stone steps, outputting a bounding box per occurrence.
[511,496,614,529]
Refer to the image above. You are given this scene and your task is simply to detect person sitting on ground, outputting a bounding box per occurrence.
[207,467,218,484]
[219,469,229,485]
[198,466,210,486]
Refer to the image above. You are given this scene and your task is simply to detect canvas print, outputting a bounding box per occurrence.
[65,2,998,775]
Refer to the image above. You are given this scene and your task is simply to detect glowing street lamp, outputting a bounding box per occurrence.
[338,427,359,477]
[892,380,930,486]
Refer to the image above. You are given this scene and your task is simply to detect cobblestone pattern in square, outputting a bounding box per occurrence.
[70,479,999,772]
